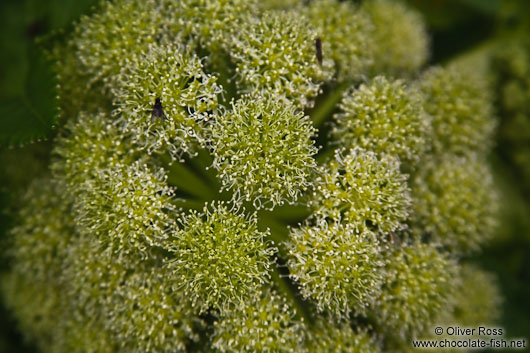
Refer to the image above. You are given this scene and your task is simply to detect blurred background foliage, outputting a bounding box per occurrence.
[0,0,529,352]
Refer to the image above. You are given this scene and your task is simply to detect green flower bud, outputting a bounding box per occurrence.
[80,160,178,253]
[303,0,374,81]
[447,264,502,327]
[113,43,221,160]
[287,218,385,318]
[229,11,333,108]
[311,148,411,233]
[73,0,173,86]
[52,41,111,122]
[211,287,305,352]
[210,95,318,209]
[332,77,429,167]
[373,242,457,339]
[62,233,200,353]
[306,319,381,353]
[53,113,179,253]
[167,203,275,313]
[52,112,134,187]
[1,178,74,351]
[4,179,73,279]
[106,264,201,353]
[175,0,258,51]
[411,155,498,253]
[363,0,429,76]
[258,0,300,11]
[419,62,496,156]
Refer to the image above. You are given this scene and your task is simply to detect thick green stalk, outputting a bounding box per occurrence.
[166,161,217,201]
[309,82,350,127]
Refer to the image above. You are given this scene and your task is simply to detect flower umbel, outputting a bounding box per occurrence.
[1,0,502,352]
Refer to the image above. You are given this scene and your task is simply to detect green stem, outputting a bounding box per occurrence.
[261,215,313,324]
[189,148,220,188]
[208,50,238,105]
[316,146,336,165]
[258,213,290,251]
[267,204,311,223]
[270,267,311,324]
[172,198,206,211]
[309,82,350,128]
[166,161,217,201]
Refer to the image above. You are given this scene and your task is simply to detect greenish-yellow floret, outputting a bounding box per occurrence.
[362,0,429,76]
[228,11,333,108]
[103,264,201,353]
[411,155,498,253]
[211,287,305,352]
[62,233,200,353]
[311,147,411,233]
[333,76,429,167]
[210,95,318,209]
[167,202,275,313]
[373,241,457,339]
[51,112,134,187]
[306,319,381,353]
[173,0,258,51]
[53,112,178,253]
[113,43,221,159]
[303,0,374,82]
[419,62,496,156]
[287,218,385,318]
[72,0,172,86]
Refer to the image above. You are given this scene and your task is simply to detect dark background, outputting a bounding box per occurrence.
[0,0,529,352]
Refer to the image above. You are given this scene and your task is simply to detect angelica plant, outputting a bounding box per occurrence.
[1,0,503,352]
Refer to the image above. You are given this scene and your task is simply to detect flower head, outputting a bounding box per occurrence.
[229,11,333,108]
[211,287,305,352]
[53,112,178,254]
[333,76,429,167]
[287,218,385,318]
[210,95,318,209]
[419,62,496,156]
[373,242,457,339]
[303,0,374,81]
[363,0,429,76]
[113,43,221,160]
[167,202,275,313]
[174,0,258,51]
[73,0,173,86]
[311,148,411,233]
[411,155,498,253]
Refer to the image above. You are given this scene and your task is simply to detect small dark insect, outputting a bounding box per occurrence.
[315,37,323,65]
[151,97,165,122]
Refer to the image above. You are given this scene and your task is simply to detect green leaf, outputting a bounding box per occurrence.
[0,45,57,147]
[0,0,100,147]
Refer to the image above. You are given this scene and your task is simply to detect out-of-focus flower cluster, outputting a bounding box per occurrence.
[1,0,502,352]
